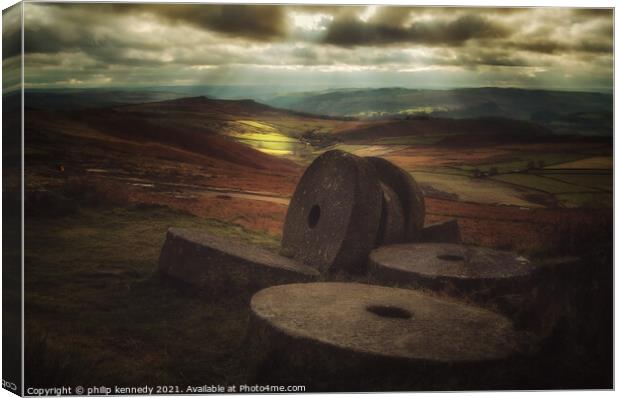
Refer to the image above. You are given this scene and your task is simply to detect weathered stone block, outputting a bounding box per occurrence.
[420,219,462,243]
[159,228,319,295]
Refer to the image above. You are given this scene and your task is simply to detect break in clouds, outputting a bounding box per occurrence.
[13,3,614,91]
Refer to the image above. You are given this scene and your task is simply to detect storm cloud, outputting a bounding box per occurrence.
[323,13,513,47]
[32,3,289,41]
[16,4,614,91]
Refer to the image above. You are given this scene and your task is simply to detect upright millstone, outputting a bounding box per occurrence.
[159,228,319,296]
[246,282,531,391]
[366,157,425,242]
[280,150,383,274]
[376,183,406,245]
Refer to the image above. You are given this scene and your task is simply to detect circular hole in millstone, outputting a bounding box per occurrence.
[366,305,412,319]
[307,205,321,229]
[437,254,465,262]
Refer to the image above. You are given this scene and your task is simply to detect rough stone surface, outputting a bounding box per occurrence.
[366,156,425,241]
[371,243,534,281]
[281,150,383,274]
[420,219,462,243]
[376,183,405,245]
[370,244,584,344]
[247,282,531,390]
[159,228,319,294]
[369,243,536,307]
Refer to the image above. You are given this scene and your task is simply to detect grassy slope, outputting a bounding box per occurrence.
[23,202,613,389]
[25,205,278,388]
[29,107,300,175]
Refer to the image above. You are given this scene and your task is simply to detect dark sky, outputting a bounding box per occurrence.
[13,3,614,91]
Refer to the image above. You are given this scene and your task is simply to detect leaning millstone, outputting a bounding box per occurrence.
[159,228,319,295]
[366,157,425,241]
[376,183,405,245]
[420,219,462,243]
[246,282,532,391]
[281,150,383,274]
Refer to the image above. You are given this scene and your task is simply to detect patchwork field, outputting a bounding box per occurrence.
[550,156,613,169]
[412,171,539,207]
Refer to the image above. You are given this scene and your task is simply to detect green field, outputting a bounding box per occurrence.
[373,134,454,146]
[202,111,612,210]
[549,156,612,170]
[411,171,543,207]
[491,173,600,194]
[537,173,612,192]
[555,192,613,208]
[460,153,588,174]
[331,144,408,157]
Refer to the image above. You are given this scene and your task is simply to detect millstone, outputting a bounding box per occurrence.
[280,150,383,274]
[369,243,536,302]
[247,282,530,390]
[376,183,405,245]
[366,156,425,241]
[420,219,462,243]
[159,228,319,295]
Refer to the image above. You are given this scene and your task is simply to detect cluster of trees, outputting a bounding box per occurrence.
[299,129,340,148]
[472,160,545,178]
[472,167,498,178]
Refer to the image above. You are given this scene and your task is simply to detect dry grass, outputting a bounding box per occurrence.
[60,176,135,207]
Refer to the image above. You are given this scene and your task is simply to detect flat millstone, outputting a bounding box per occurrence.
[281,150,382,274]
[370,243,534,282]
[250,283,527,364]
[159,228,319,294]
[366,157,425,241]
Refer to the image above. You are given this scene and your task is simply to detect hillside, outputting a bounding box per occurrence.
[24,89,189,111]
[23,94,611,213]
[27,107,296,175]
[265,87,612,136]
[24,97,334,208]
[335,116,559,146]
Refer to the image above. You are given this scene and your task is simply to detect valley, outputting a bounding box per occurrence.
[24,92,612,251]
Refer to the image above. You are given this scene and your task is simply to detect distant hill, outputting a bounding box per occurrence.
[330,115,582,148]
[265,87,613,136]
[23,92,610,172]
[23,85,332,111]
[26,86,612,137]
[25,89,190,111]
[25,96,312,174]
